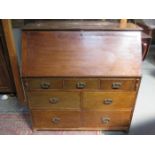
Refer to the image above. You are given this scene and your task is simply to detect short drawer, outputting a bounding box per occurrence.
[31,110,81,129]
[100,78,139,91]
[23,78,63,90]
[83,92,136,110]
[82,110,131,128]
[27,91,80,109]
[64,78,100,89]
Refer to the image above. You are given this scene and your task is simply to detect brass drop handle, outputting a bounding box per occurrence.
[102,117,110,124]
[112,82,122,89]
[49,97,59,104]
[52,117,61,124]
[76,81,86,89]
[40,82,50,89]
[104,99,113,105]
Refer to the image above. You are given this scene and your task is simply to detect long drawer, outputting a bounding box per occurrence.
[82,110,131,128]
[82,92,136,110]
[31,110,81,129]
[27,91,81,109]
[31,110,131,130]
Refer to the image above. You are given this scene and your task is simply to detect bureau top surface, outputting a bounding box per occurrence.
[22,31,142,77]
[22,21,142,31]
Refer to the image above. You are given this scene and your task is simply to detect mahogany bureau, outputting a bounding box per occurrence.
[22,21,142,131]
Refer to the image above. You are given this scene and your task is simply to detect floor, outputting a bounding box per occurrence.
[0,46,155,135]
[129,45,155,135]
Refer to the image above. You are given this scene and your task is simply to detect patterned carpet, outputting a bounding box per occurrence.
[0,95,101,135]
[0,113,101,135]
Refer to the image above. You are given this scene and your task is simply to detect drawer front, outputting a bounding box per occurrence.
[100,78,138,91]
[24,78,63,90]
[64,79,100,89]
[83,92,136,110]
[82,110,131,128]
[27,91,80,109]
[31,110,81,129]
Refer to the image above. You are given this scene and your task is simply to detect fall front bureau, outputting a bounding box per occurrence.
[22,21,142,131]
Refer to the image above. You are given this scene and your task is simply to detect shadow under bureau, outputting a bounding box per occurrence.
[22,21,142,131]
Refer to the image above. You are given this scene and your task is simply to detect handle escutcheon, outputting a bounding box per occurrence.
[49,97,59,104]
[112,82,122,89]
[40,82,50,89]
[103,99,113,105]
[76,81,86,89]
[102,117,110,124]
[52,117,61,124]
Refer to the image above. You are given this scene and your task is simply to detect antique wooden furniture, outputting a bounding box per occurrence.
[22,21,142,131]
[1,20,26,104]
[133,20,153,60]
[0,20,15,93]
[142,32,152,60]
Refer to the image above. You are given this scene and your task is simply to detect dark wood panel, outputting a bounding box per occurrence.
[22,21,142,31]
[142,36,152,60]
[2,20,25,104]
[22,31,142,77]
[0,38,14,92]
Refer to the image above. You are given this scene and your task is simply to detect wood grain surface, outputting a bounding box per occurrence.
[2,20,26,104]
[22,21,142,31]
[27,91,81,109]
[82,92,136,110]
[32,110,81,128]
[82,110,131,128]
[22,31,142,77]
